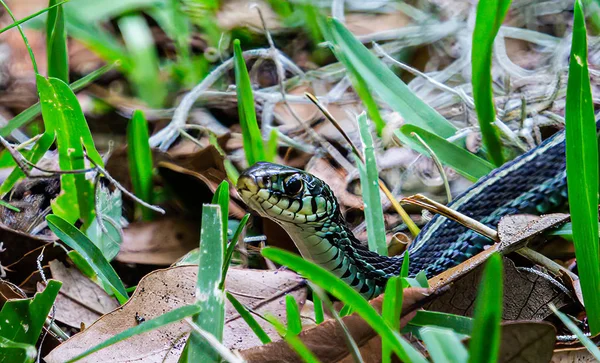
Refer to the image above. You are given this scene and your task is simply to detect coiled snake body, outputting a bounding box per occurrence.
[237,130,568,299]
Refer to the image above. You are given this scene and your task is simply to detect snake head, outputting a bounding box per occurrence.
[237,162,338,226]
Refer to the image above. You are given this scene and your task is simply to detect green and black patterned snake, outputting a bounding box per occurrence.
[237,129,570,299]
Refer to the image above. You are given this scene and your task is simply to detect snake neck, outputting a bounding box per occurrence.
[281,214,402,299]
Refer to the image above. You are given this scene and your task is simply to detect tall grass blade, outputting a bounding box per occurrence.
[66,305,202,362]
[382,276,403,363]
[396,125,494,182]
[549,304,600,359]
[471,0,511,166]
[225,292,271,344]
[0,1,67,35]
[262,247,428,363]
[180,204,225,362]
[128,110,154,221]
[220,214,249,289]
[565,0,600,334]
[265,314,320,363]
[233,39,265,166]
[47,0,69,83]
[420,327,468,363]
[285,295,302,336]
[212,181,229,249]
[312,290,324,324]
[468,253,503,363]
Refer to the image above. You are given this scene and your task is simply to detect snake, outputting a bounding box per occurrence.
[236,129,569,299]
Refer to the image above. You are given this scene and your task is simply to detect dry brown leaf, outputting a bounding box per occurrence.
[240,288,428,363]
[116,218,199,265]
[0,279,26,305]
[551,347,596,362]
[45,266,306,362]
[38,260,118,329]
[497,213,570,254]
[497,321,556,363]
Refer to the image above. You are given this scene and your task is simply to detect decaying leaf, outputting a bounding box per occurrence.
[497,321,556,362]
[45,266,306,362]
[37,260,118,329]
[497,213,570,254]
[551,347,596,362]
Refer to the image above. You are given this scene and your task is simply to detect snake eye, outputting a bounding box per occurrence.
[283,174,304,196]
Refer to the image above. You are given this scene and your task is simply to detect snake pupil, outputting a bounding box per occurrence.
[284,175,303,195]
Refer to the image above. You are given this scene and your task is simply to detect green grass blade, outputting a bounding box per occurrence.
[312,290,324,324]
[397,125,494,182]
[262,247,428,363]
[420,327,469,363]
[225,292,271,344]
[66,304,201,363]
[285,294,302,336]
[37,74,104,225]
[339,304,353,317]
[220,214,249,289]
[327,18,457,139]
[0,61,118,137]
[212,181,229,248]
[181,204,225,362]
[46,214,128,304]
[382,276,403,363]
[356,113,387,256]
[0,336,36,363]
[549,304,600,359]
[128,110,154,221]
[117,14,165,107]
[0,0,68,35]
[468,253,503,363]
[0,1,38,73]
[265,314,320,363]
[233,39,265,166]
[265,128,279,163]
[565,0,600,335]
[471,0,511,166]
[47,0,69,83]
[405,311,473,336]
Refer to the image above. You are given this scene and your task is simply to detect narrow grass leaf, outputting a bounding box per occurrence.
[212,181,229,248]
[66,304,202,363]
[47,0,68,83]
[405,311,473,336]
[356,113,387,255]
[0,1,67,34]
[262,247,428,363]
[327,18,457,140]
[37,75,104,225]
[225,292,271,344]
[312,290,324,324]
[471,0,511,166]
[549,304,600,359]
[468,253,503,363]
[128,110,154,221]
[397,125,494,182]
[565,0,600,335]
[339,304,353,317]
[0,61,118,137]
[233,39,265,166]
[181,204,225,362]
[265,128,278,162]
[0,336,36,363]
[220,214,249,289]
[117,14,165,107]
[265,314,320,363]
[382,276,403,363]
[420,326,469,363]
[47,214,128,304]
[286,294,302,336]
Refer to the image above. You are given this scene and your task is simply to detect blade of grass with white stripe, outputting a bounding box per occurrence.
[180,204,225,362]
[549,304,600,359]
[356,112,387,256]
[47,0,68,82]
[467,253,503,363]
[66,305,201,363]
[396,125,494,182]
[46,214,128,304]
[233,39,266,166]
[262,247,428,363]
[128,110,154,221]
[327,18,457,140]
[565,0,600,334]
[471,0,511,166]
[382,276,403,363]
[420,327,468,363]
[225,292,271,344]
[265,314,320,363]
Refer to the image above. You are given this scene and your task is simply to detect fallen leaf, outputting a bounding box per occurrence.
[497,321,556,363]
[497,213,570,254]
[37,260,118,329]
[551,347,596,362]
[45,266,306,362]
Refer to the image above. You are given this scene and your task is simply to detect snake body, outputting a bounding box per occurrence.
[237,129,568,299]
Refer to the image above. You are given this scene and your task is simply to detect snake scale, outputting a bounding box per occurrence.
[237,129,569,299]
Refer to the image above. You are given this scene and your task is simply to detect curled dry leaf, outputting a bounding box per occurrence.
[116,217,200,265]
[551,347,596,362]
[45,266,306,362]
[497,213,570,254]
[240,288,429,363]
[37,260,118,329]
[497,321,556,363]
